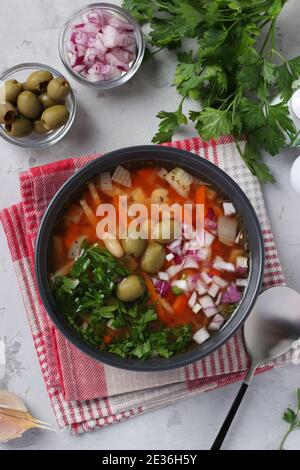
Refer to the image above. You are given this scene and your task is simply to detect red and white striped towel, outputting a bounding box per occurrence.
[0,136,288,433]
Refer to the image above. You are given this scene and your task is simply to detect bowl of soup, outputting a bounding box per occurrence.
[35,145,264,371]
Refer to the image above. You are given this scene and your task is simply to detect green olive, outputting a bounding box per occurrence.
[0,102,17,124]
[140,242,166,274]
[116,275,145,302]
[5,117,33,138]
[152,219,182,244]
[26,70,53,93]
[47,78,71,101]
[21,82,28,91]
[17,91,42,119]
[41,105,69,131]
[3,80,23,104]
[34,119,49,134]
[121,232,147,257]
[39,92,61,109]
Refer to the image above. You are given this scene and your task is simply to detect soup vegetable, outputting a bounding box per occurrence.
[50,165,249,359]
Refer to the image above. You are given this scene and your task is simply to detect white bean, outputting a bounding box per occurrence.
[103,235,124,258]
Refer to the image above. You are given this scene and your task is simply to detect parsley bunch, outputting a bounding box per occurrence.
[123,0,300,182]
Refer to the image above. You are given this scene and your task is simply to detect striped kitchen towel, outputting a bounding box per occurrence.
[0,136,288,433]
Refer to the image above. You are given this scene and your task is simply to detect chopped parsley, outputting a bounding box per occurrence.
[51,244,193,359]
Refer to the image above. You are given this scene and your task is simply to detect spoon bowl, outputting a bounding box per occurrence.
[244,286,300,379]
[212,286,300,449]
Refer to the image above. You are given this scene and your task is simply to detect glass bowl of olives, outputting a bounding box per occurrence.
[0,63,76,149]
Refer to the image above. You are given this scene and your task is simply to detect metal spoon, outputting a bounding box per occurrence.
[211,286,300,450]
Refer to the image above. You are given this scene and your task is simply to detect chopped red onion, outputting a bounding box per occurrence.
[158,271,169,282]
[206,208,216,220]
[199,295,215,309]
[152,278,170,298]
[186,247,210,262]
[67,8,137,82]
[167,239,182,255]
[221,283,242,304]
[196,280,208,296]
[172,279,189,292]
[208,314,225,331]
[208,283,220,298]
[205,218,218,231]
[213,256,235,272]
[236,266,248,275]
[212,275,228,288]
[183,256,199,269]
[204,230,215,247]
[174,254,184,264]
[166,253,175,262]
[215,292,222,306]
[201,271,212,285]
[192,302,202,314]
[203,306,219,318]
[193,327,210,345]
[183,223,195,240]
[166,263,184,279]
[187,273,201,291]
[188,291,197,308]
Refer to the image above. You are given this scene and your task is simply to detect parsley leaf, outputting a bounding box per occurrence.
[191,108,233,140]
[152,103,187,144]
[172,286,183,295]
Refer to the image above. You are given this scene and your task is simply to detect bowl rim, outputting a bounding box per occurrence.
[0,62,76,149]
[58,2,145,89]
[35,145,265,372]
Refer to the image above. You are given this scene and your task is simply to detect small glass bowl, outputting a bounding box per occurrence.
[0,63,76,149]
[59,3,145,90]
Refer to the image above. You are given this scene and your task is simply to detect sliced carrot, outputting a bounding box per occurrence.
[173,294,188,314]
[103,335,113,345]
[141,272,172,323]
[195,185,206,206]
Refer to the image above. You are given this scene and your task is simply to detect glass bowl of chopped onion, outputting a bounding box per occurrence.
[59,3,145,90]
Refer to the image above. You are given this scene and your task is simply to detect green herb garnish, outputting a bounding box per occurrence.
[109,320,192,359]
[279,388,300,450]
[172,286,183,295]
[51,243,193,358]
[123,0,300,183]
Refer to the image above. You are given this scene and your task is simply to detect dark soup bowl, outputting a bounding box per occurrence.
[35,145,264,371]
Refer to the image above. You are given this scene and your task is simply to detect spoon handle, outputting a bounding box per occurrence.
[210,382,248,450]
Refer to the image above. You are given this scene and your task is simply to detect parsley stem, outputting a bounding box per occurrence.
[260,18,276,54]
[151,47,165,56]
[279,424,294,451]
[271,48,287,64]
[279,403,300,450]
